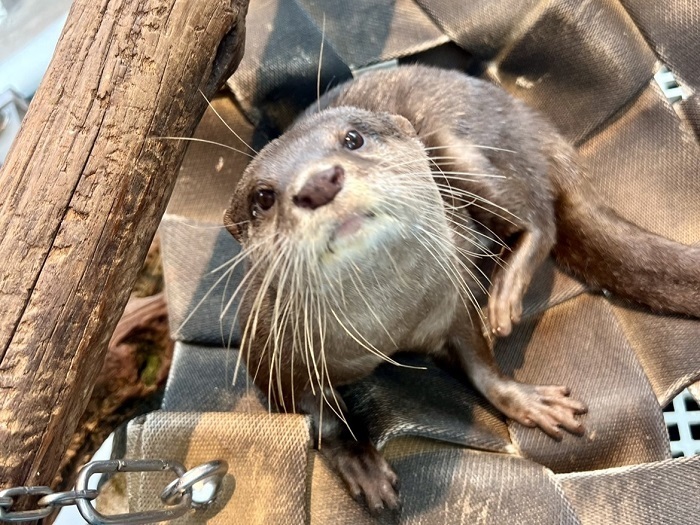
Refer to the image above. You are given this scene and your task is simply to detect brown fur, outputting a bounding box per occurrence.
[224,65,698,512]
[316,65,700,330]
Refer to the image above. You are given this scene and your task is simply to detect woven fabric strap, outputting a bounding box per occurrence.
[143,0,700,522]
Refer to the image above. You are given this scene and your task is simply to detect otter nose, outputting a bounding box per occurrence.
[293,166,345,210]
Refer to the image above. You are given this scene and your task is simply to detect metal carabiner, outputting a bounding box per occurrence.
[160,460,229,508]
[75,459,191,525]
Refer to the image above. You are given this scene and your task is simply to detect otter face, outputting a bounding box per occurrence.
[223,106,465,391]
[225,107,450,287]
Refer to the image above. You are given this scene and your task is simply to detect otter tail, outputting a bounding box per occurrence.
[552,180,700,318]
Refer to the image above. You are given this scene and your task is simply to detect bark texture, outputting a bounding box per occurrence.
[55,236,172,493]
[0,0,249,489]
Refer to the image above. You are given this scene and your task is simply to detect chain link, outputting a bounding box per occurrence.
[0,459,228,524]
[38,490,99,508]
[0,487,53,523]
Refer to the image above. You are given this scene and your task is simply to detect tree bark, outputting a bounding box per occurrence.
[55,236,173,494]
[0,0,249,490]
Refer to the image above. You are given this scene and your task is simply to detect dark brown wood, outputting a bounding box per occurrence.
[0,0,249,489]
[55,292,173,490]
[54,236,172,494]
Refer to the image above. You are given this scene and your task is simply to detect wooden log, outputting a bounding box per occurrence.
[54,236,173,494]
[0,0,249,490]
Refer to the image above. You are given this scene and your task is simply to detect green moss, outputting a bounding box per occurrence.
[140,354,161,386]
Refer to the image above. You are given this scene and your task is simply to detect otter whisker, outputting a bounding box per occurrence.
[412,222,492,295]
[221,241,278,323]
[221,251,268,384]
[433,170,506,180]
[422,144,518,154]
[209,244,258,275]
[423,153,499,266]
[230,242,283,386]
[174,252,250,339]
[379,243,412,289]
[288,249,306,408]
[376,189,505,257]
[305,243,325,388]
[198,89,258,155]
[376,155,459,172]
[221,257,267,390]
[321,358,355,438]
[433,182,520,225]
[277,291,296,412]
[348,262,399,348]
[452,247,496,287]
[390,171,520,223]
[411,227,485,328]
[386,153,508,179]
[395,193,502,266]
[301,287,316,395]
[380,155,506,173]
[238,259,270,398]
[153,136,255,158]
[263,243,297,413]
[416,126,520,155]
[468,215,511,252]
[165,220,250,231]
[268,251,295,413]
[443,212,510,251]
[327,306,425,370]
[298,243,350,440]
[244,242,292,407]
[310,244,355,443]
[316,13,326,114]
[278,251,304,411]
[316,335,353,440]
[443,217,506,257]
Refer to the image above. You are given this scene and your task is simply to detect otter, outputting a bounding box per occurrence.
[223,65,700,512]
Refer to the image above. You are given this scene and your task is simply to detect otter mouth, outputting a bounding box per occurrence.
[328,211,378,249]
[335,211,376,238]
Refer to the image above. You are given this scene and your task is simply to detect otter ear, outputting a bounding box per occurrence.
[224,205,247,244]
[391,114,417,137]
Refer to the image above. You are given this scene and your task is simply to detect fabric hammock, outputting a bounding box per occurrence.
[122,1,700,522]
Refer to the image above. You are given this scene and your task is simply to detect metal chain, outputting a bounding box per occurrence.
[0,459,228,524]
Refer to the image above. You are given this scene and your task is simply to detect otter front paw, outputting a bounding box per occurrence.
[488,270,527,337]
[325,441,399,514]
[495,383,588,440]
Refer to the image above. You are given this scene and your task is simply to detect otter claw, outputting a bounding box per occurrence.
[519,385,588,438]
[330,443,400,514]
[488,267,529,338]
[495,383,588,439]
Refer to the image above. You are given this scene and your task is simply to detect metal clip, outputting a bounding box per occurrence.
[0,458,227,524]
[160,460,228,509]
[75,459,191,525]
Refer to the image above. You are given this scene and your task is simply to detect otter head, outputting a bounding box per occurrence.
[224,106,451,297]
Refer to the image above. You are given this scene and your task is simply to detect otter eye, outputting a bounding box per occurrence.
[343,130,364,150]
[253,188,276,212]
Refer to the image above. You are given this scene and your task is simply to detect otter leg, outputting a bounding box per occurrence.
[435,142,556,337]
[488,229,554,337]
[299,388,399,513]
[448,315,587,439]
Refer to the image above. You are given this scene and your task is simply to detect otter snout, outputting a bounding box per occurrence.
[293,165,345,210]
